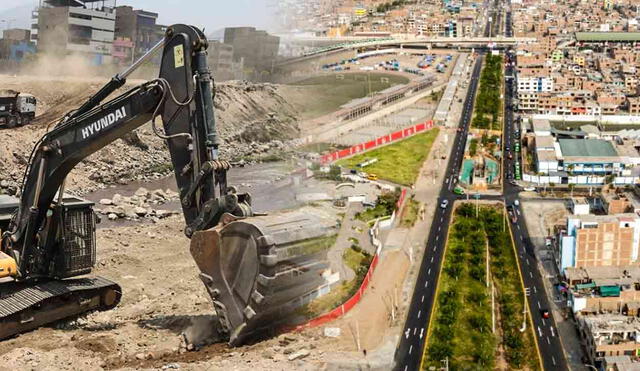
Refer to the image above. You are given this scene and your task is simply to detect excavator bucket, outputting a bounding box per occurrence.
[190,210,338,346]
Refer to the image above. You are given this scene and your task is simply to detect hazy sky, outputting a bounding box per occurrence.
[0,0,278,32]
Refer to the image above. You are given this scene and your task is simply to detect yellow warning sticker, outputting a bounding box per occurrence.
[174,45,184,68]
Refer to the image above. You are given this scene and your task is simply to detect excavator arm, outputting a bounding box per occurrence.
[0,24,336,347]
[2,25,250,280]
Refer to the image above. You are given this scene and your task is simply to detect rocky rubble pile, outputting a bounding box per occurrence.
[0,78,302,196]
[95,187,180,222]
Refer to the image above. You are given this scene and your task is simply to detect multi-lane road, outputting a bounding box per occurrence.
[393,54,484,371]
[394,3,570,368]
[503,50,568,370]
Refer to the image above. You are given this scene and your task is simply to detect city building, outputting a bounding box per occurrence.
[114,6,165,61]
[32,0,116,65]
[578,314,640,364]
[207,40,245,82]
[559,213,640,271]
[224,27,280,79]
[565,266,640,314]
[111,37,133,66]
[0,29,36,62]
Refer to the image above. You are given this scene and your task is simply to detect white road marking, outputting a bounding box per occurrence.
[537,301,541,309]
[420,328,424,339]
[533,286,537,294]
[537,326,542,337]
[405,329,410,339]
[428,268,431,275]
[546,337,551,345]
[418,310,422,319]
[550,326,555,337]
[421,295,425,302]
[404,366,408,371]
[409,345,413,354]
[431,257,434,263]
[552,356,556,366]
[436,236,439,241]
[414,328,417,336]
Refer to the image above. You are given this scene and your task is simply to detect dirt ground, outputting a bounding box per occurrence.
[0,74,301,196]
[0,209,406,371]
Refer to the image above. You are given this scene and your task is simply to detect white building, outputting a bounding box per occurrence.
[33,0,116,65]
[517,76,554,93]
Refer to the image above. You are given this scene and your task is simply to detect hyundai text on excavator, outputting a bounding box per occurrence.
[0,25,336,346]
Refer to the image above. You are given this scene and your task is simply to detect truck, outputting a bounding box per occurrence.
[0,90,36,128]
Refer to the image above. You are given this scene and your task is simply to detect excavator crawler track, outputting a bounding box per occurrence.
[0,276,121,340]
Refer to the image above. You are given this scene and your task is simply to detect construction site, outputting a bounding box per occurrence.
[0,1,483,370]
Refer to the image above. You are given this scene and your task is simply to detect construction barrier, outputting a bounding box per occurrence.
[320,120,435,164]
[294,188,408,330]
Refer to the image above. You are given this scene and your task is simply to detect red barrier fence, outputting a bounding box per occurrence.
[320,120,434,164]
[296,253,380,330]
[294,188,408,331]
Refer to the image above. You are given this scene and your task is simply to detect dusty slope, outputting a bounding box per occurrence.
[0,75,300,195]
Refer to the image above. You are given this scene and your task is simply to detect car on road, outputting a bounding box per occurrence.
[523,186,536,192]
[507,207,517,223]
[453,187,465,195]
[507,153,513,160]
[541,309,550,319]
[367,174,378,181]
[505,146,510,152]
[440,199,449,209]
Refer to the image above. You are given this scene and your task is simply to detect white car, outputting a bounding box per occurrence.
[440,199,449,209]
[523,186,536,192]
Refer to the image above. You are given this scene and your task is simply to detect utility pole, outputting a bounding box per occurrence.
[520,287,530,332]
[441,357,449,371]
[355,320,361,351]
[491,283,496,333]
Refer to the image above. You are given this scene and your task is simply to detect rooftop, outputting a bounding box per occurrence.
[575,32,640,42]
[558,139,618,158]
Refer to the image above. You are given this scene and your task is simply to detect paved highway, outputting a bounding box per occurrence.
[501,5,568,369]
[393,54,484,371]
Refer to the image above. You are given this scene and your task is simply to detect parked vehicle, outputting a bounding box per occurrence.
[453,187,465,195]
[0,90,36,128]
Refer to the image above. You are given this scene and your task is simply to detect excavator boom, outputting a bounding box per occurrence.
[0,24,337,345]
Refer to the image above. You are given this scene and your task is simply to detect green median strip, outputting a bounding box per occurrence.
[422,203,540,370]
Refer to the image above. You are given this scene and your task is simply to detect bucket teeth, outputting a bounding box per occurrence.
[189,211,338,346]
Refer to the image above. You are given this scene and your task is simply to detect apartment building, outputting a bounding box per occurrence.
[114,6,165,61]
[578,314,640,364]
[32,0,116,65]
[565,266,640,315]
[559,213,640,271]
[224,27,280,78]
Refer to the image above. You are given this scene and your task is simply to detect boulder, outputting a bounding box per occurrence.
[287,349,310,361]
[134,206,147,217]
[134,187,149,198]
[99,199,113,206]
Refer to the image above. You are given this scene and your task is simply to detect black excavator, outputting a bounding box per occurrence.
[0,25,335,346]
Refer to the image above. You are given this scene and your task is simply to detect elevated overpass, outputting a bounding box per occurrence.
[276,35,535,68]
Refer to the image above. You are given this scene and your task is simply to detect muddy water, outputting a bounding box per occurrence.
[85,162,304,228]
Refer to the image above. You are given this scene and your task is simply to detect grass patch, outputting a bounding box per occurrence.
[300,245,373,317]
[336,128,440,186]
[424,204,540,370]
[355,189,401,222]
[286,73,410,119]
[400,196,420,227]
